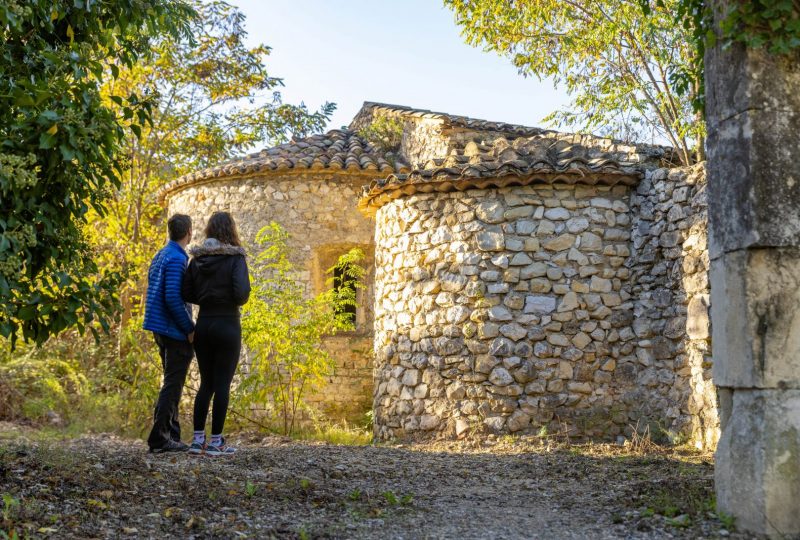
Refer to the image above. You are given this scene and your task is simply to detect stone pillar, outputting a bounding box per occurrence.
[706,3,800,536]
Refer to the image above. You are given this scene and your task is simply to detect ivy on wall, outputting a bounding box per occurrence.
[651,0,800,117]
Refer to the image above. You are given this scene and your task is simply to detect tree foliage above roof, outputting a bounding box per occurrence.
[445,0,703,165]
[668,0,800,119]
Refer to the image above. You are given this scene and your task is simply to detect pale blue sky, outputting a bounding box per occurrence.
[230,0,569,131]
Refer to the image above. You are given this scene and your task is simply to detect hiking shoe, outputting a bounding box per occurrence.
[188,442,205,456]
[205,438,236,457]
[149,439,189,454]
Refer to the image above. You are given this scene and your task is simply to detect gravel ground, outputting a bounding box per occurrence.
[0,425,744,539]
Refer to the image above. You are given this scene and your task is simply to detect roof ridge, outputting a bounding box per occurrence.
[351,101,550,136]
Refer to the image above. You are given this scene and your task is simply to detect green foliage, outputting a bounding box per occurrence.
[0,342,89,422]
[238,223,365,435]
[1,0,335,434]
[294,422,373,446]
[0,0,195,346]
[89,317,163,435]
[1,494,19,525]
[382,491,414,506]
[717,508,736,530]
[666,0,800,118]
[445,0,703,164]
[84,0,335,350]
[639,479,715,523]
[721,1,800,54]
[244,480,258,498]
[1,492,20,540]
[357,116,404,153]
[0,320,164,437]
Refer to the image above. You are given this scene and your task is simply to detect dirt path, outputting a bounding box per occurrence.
[0,428,740,539]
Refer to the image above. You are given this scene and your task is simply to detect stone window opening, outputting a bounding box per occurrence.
[311,243,374,335]
[332,262,358,325]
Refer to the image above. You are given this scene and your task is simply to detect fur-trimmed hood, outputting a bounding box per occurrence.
[189,238,246,258]
[182,237,251,309]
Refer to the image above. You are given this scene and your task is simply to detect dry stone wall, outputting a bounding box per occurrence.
[372,165,715,446]
[166,172,376,422]
[373,183,637,440]
[628,164,716,448]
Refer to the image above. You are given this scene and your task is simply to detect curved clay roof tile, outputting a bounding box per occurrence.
[463,141,481,157]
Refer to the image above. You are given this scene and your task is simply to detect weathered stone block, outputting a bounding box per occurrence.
[543,234,575,252]
[715,388,800,538]
[475,200,505,223]
[507,410,532,432]
[590,276,612,293]
[544,207,570,221]
[686,294,710,340]
[706,75,800,255]
[455,418,470,437]
[566,216,590,233]
[488,305,513,322]
[711,249,800,388]
[499,323,527,341]
[504,206,534,220]
[476,229,505,251]
[419,414,440,430]
[558,291,580,312]
[525,295,556,314]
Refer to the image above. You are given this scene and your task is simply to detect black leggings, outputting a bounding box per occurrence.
[192,316,241,435]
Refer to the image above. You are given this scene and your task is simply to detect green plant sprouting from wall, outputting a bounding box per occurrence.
[357,116,404,154]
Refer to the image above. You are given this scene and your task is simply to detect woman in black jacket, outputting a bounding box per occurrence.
[182,211,250,456]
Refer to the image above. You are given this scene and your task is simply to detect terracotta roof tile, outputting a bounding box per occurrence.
[357,133,646,216]
[157,129,409,202]
[159,102,673,210]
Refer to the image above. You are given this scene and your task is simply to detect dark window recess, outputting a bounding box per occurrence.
[333,263,357,324]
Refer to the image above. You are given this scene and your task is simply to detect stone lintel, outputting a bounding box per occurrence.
[710,248,800,389]
[715,388,800,537]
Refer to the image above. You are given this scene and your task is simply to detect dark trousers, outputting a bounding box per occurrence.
[147,333,193,449]
[193,316,241,435]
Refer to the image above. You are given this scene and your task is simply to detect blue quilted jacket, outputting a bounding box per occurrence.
[142,241,195,341]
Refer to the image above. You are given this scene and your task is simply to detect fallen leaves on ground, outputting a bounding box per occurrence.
[0,424,744,539]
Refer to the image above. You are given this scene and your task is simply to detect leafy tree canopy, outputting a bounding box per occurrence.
[0,0,195,346]
[669,0,800,119]
[84,0,335,352]
[445,0,702,164]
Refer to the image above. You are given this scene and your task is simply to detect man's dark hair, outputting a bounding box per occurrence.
[167,214,192,241]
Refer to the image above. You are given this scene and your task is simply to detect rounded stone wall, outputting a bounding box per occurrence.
[165,171,376,422]
[373,183,636,439]
[371,166,718,446]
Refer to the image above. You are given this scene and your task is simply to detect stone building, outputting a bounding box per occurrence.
[158,126,406,421]
[161,102,716,447]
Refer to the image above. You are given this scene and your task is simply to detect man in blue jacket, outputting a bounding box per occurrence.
[143,214,196,453]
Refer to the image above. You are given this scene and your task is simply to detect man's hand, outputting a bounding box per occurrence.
[188,332,195,344]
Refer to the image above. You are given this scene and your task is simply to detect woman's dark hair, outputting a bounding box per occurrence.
[205,211,241,247]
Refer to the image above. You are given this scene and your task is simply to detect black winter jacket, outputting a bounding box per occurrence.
[182,238,251,317]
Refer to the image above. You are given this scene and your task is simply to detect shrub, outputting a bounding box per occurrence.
[237,223,364,435]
